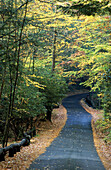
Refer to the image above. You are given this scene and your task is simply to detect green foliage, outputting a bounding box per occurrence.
[14,80,47,118]
[35,67,68,111]
[57,0,111,16]
[95,119,111,144]
[0,0,110,145]
[72,15,111,118]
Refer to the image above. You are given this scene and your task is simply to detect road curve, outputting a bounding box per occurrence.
[28,93,105,170]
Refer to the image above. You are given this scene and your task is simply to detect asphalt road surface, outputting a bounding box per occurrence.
[28,93,105,170]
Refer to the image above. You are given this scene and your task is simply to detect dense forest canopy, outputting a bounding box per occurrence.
[0,0,111,147]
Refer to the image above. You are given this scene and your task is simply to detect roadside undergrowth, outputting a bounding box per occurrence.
[0,105,67,170]
[80,99,111,170]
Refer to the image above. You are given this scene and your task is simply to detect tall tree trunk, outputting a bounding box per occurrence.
[0,11,6,101]
[0,77,5,100]
[52,28,57,72]
[46,106,52,122]
[47,110,52,122]
[2,18,12,147]
[52,5,57,72]
[2,0,28,147]
[2,67,13,147]
[12,0,28,110]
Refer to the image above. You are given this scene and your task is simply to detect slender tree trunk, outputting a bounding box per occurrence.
[12,0,28,111]
[2,0,28,147]
[2,19,13,147]
[33,55,35,74]
[33,51,36,74]
[0,77,5,100]
[2,68,13,147]
[46,106,52,122]
[0,11,6,100]
[52,28,57,72]
[52,5,57,72]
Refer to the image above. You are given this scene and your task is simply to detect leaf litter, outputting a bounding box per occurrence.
[0,105,67,170]
[80,99,111,170]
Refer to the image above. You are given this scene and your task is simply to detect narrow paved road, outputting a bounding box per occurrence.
[28,93,105,170]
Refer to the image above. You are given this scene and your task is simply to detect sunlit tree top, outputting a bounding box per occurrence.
[56,0,111,16]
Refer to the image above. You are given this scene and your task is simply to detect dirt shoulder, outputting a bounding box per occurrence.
[0,105,67,170]
[80,99,111,170]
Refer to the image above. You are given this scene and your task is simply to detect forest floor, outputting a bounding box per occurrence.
[0,105,67,170]
[0,89,110,170]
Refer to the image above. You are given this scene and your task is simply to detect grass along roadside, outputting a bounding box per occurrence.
[80,99,111,170]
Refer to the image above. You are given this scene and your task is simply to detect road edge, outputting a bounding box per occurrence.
[80,98,111,170]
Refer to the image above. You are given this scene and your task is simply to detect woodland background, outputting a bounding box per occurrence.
[0,0,111,147]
